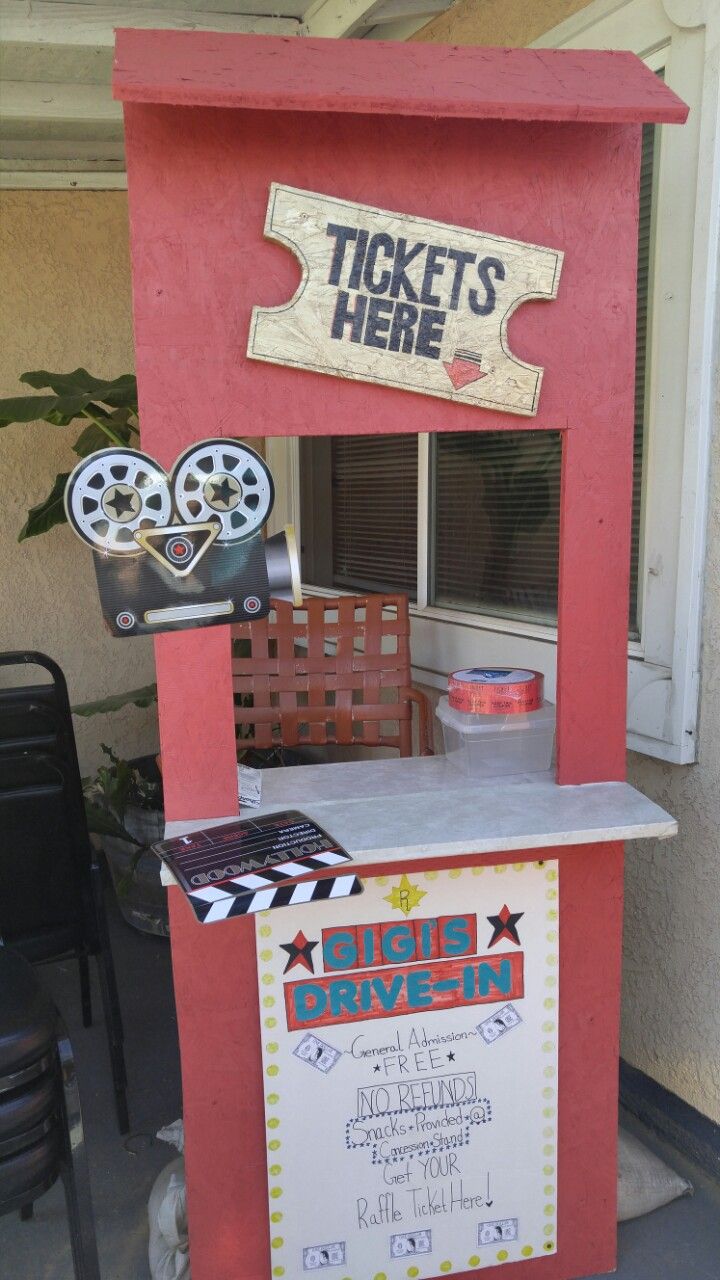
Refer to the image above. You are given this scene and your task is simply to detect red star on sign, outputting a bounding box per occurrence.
[487,904,524,948]
[279,930,319,974]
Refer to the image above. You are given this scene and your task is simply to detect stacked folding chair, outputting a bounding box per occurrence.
[0,651,128,1133]
[0,946,100,1278]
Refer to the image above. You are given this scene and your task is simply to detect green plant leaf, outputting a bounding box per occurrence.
[72,684,158,716]
[1,372,138,430]
[0,391,121,428]
[18,472,70,540]
[20,368,138,409]
[84,799,142,846]
[73,419,136,456]
[21,368,111,393]
[0,394,86,427]
[107,407,138,428]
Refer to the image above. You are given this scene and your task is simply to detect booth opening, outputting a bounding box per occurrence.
[300,430,563,629]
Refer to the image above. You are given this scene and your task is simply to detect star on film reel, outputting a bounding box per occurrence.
[172,438,274,543]
[64,448,173,556]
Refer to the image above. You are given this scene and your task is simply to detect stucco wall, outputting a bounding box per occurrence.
[624,383,720,1125]
[414,0,720,1127]
[0,191,158,774]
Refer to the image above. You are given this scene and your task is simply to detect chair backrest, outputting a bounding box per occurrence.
[231,593,422,756]
[0,653,94,960]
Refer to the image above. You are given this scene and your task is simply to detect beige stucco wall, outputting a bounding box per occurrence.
[415,0,720,1127]
[624,383,720,1125]
[0,191,158,774]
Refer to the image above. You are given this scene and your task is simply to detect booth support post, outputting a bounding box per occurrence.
[155,629,239,821]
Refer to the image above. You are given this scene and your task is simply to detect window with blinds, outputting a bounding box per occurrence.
[630,116,660,639]
[300,116,657,637]
[299,434,418,597]
[429,431,561,623]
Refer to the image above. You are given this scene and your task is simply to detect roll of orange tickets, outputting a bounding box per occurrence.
[448,668,544,715]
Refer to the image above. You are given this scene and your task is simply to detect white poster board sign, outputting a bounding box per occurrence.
[255,861,559,1277]
[248,186,563,417]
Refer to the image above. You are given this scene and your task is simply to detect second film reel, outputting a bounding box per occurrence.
[172,438,274,542]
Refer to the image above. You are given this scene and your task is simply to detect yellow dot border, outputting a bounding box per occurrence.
[538,858,558,1258]
[252,861,560,1272]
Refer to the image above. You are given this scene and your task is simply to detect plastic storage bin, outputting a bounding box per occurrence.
[436,695,556,778]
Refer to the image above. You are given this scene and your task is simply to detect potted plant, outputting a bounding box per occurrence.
[73,686,170,937]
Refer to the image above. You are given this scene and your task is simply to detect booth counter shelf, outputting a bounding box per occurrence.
[158,759,675,1280]
[162,757,676,868]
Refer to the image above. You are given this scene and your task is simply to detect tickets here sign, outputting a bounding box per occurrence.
[255,862,559,1278]
[248,186,563,417]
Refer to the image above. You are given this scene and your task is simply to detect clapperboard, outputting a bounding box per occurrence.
[153,810,362,924]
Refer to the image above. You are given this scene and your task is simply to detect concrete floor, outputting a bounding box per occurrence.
[1,889,182,1280]
[2,888,719,1280]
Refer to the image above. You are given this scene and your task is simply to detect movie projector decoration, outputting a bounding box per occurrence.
[64,439,301,637]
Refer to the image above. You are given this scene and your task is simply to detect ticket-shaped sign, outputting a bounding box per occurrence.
[248,186,563,417]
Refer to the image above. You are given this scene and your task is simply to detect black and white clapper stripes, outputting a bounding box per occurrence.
[154,809,364,924]
[187,849,363,924]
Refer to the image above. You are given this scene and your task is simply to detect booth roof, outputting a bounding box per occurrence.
[113,31,688,125]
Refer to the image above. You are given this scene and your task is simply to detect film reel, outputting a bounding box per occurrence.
[172,438,274,543]
[64,448,173,556]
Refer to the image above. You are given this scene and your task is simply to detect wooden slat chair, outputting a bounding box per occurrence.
[231,593,434,757]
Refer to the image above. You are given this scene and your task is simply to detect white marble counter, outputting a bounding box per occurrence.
[161,755,676,882]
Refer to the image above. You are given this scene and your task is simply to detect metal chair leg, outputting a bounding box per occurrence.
[95,948,129,1136]
[89,863,129,1134]
[78,953,92,1028]
[56,1021,101,1280]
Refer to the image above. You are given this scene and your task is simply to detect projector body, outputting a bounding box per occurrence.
[64,439,301,638]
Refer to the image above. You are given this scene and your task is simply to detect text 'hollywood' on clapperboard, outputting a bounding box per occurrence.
[153,810,362,924]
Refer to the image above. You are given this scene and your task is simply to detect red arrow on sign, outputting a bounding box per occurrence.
[443,352,487,390]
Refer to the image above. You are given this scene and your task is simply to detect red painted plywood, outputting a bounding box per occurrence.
[170,842,624,1280]
[124,109,639,443]
[155,628,238,823]
[120,35,678,1280]
[113,31,688,126]
[127,108,641,782]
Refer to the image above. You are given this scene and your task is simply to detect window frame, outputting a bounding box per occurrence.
[268,0,719,763]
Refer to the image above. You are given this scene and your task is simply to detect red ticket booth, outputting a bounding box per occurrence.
[113,32,686,1280]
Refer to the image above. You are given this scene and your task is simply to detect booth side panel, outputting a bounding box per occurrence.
[128,121,240,827]
[556,410,635,786]
[168,841,623,1280]
[169,885,271,1279]
[555,126,641,786]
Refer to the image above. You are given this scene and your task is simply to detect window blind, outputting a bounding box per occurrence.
[631,116,658,639]
[332,434,418,595]
[301,433,418,596]
[430,431,561,623]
